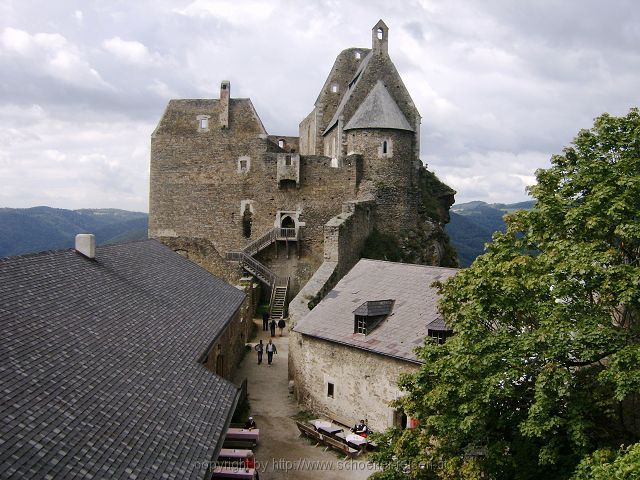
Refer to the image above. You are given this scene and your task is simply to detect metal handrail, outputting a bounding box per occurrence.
[226,251,277,287]
[242,228,277,256]
[277,227,297,239]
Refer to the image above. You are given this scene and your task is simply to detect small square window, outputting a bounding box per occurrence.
[240,160,247,171]
[355,51,361,60]
[327,382,334,398]
[285,155,292,166]
[331,84,338,93]
[199,118,208,130]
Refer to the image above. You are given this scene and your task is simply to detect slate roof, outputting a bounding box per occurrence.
[343,81,413,132]
[294,259,459,363]
[353,299,394,317]
[0,239,245,479]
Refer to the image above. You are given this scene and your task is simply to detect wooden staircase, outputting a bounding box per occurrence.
[269,278,289,321]
[226,227,296,319]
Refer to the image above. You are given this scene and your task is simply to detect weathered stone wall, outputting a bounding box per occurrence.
[205,280,259,380]
[323,198,376,278]
[289,332,419,431]
[298,110,316,155]
[150,97,363,288]
[347,129,416,235]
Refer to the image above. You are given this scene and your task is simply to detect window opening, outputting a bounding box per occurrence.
[382,140,388,154]
[199,117,208,129]
[242,204,252,238]
[327,382,334,398]
[377,27,384,40]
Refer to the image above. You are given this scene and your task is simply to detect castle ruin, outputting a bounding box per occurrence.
[149,20,456,317]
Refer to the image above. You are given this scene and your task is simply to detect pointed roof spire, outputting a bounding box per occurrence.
[344,81,413,132]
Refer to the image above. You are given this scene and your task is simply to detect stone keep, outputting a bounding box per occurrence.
[149,20,456,299]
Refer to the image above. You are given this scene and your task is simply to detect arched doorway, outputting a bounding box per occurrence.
[280,215,295,229]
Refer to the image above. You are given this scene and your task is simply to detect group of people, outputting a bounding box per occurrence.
[254,339,277,365]
[262,312,286,337]
[351,419,370,438]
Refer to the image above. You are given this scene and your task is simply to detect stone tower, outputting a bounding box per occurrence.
[149,20,456,316]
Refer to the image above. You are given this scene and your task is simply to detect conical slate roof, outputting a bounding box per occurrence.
[343,80,414,131]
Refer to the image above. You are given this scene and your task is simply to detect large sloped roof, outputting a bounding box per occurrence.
[0,239,245,479]
[294,259,458,363]
[343,80,414,132]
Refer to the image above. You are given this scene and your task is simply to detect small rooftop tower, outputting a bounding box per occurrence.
[219,80,230,128]
[372,20,388,56]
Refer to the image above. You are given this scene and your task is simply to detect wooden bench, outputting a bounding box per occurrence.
[322,434,360,459]
[296,420,323,444]
[295,421,359,459]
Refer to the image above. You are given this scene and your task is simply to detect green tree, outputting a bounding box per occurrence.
[372,108,640,479]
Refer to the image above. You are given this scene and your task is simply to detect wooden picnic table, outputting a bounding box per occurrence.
[225,428,260,442]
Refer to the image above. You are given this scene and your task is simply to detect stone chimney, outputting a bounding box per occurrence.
[219,80,230,129]
[75,234,96,259]
[372,20,389,56]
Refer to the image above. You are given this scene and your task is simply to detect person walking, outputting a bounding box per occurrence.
[269,319,276,337]
[266,339,277,365]
[262,311,269,331]
[254,340,264,365]
[278,319,286,336]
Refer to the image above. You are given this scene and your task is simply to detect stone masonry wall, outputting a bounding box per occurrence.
[323,198,376,278]
[347,129,416,236]
[151,98,362,288]
[290,332,419,431]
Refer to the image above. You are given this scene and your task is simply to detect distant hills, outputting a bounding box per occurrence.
[0,207,148,257]
[446,200,536,267]
[1,202,534,266]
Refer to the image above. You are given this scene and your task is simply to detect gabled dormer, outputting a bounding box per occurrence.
[353,299,394,335]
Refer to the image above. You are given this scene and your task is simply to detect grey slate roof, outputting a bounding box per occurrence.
[343,81,414,132]
[294,259,458,363]
[0,239,245,479]
[353,299,394,317]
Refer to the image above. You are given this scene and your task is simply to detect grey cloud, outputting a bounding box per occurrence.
[0,0,638,210]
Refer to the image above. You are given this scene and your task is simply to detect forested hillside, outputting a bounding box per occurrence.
[0,207,148,257]
[446,200,535,266]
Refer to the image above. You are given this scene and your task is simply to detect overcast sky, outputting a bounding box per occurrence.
[1,0,638,212]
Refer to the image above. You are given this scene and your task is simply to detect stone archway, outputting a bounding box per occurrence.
[280,215,295,229]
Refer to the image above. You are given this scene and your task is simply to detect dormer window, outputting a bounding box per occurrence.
[278,139,285,149]
[426,318,452,345]
[331,83,339,93]
[353,299,394,335]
